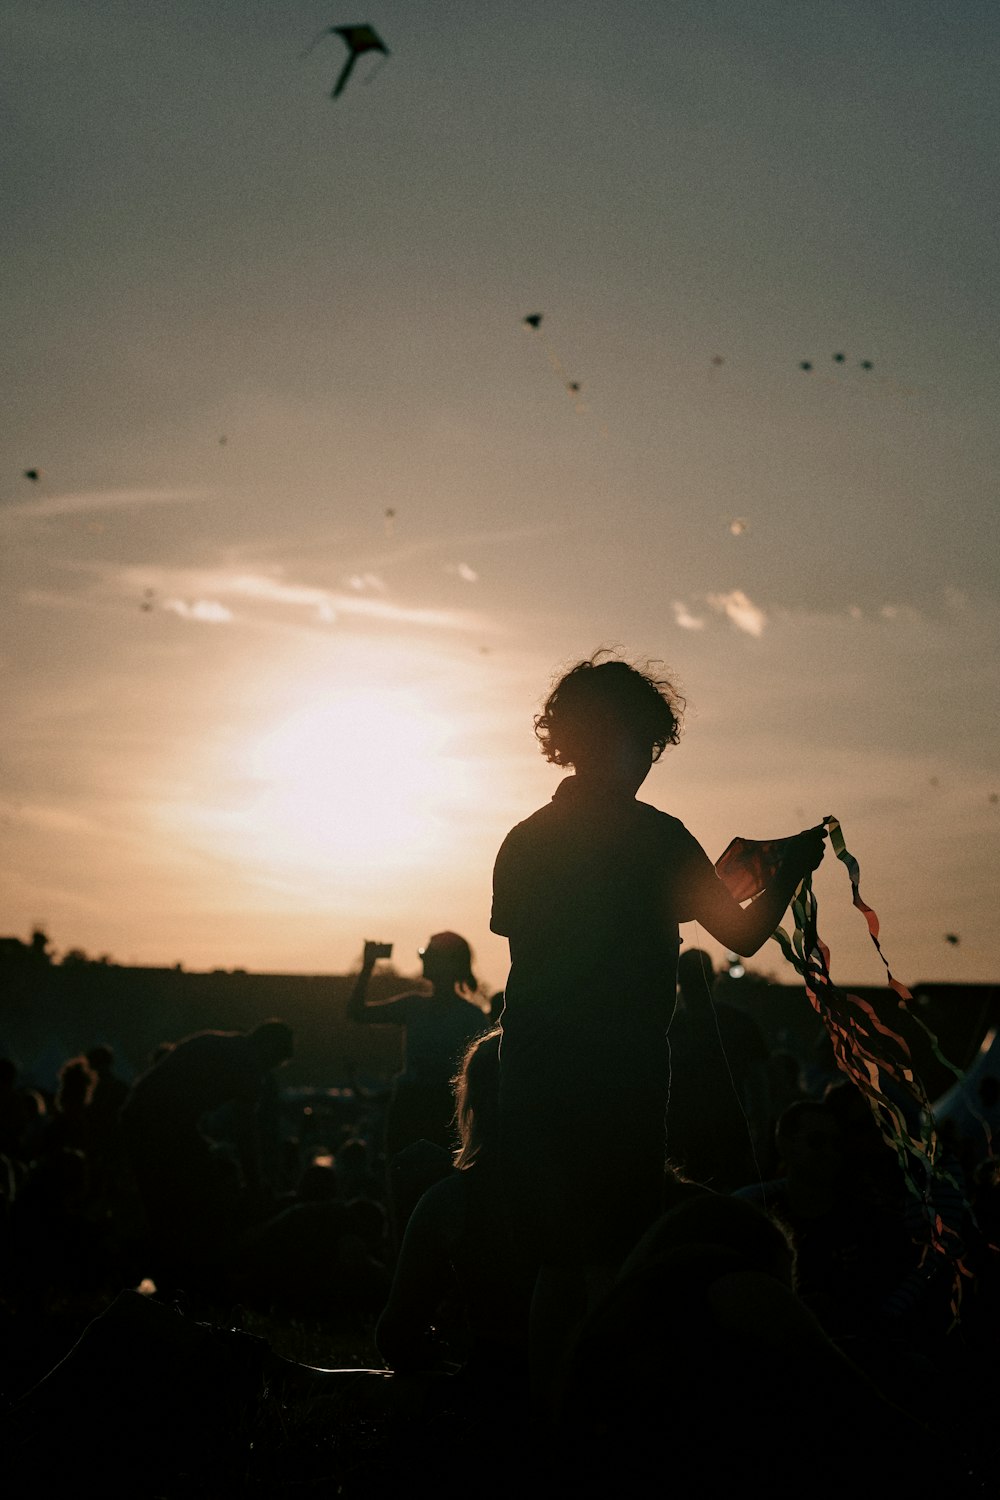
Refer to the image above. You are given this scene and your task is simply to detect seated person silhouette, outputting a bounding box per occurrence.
[377,1027,536,1411]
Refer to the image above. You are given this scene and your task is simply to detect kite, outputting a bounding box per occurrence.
[728,518,747,536]
[303,23,390,98]
[23,468,41,481]
[710,355,725,367]
[944,933,960,946]
[799,355,875,373]
[522,313,586,411]
[718,818,973,1310]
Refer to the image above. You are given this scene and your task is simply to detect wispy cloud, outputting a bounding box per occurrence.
[672,600,705,630]
[879,603,921,624]
[218,522,563,578]
[345,573,388,593]
[707,589,767,637]
[2,487,210,522]
[162,599,234,623]
[110,565,489,633]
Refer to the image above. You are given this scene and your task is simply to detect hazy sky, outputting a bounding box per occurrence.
[3,1,999,991]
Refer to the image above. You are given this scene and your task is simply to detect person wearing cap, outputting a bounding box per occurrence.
[348,933,487,1156]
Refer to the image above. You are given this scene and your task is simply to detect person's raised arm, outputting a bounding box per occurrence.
[347,940,408,1024]
[685,825,826,957]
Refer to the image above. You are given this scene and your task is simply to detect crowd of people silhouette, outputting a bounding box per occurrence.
[1,655,998,1494]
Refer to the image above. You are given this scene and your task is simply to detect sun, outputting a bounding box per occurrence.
[243,685,461,873]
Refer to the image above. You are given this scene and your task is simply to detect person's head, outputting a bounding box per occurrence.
[452,1025,501,1169]
[56,1056,96,1113]
[534,652,684,788]
[247,1019,294,1070]
[677,947,716,1004]
[419,931,477,999]
[85,1043,115,1076]
[775,1100,842,1180]
[622,1191,797,1292]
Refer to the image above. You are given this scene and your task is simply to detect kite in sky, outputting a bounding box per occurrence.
[303,23,390,98]
[522,313,586,408]
[800,354,875,372]
[23,468,41,481]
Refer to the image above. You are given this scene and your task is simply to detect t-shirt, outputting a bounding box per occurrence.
[492,775,704,1047]
[363,991,486,1084]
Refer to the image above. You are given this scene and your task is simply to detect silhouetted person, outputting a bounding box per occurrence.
[561,1191,958,1496]
[85,1044,129,1130]
[348,933,486,1156]
[377,1027,536,1411]
[664,947,770,1190]
[491,652,825,1409]
[0,1057,40,1168]
[119,1019,293,1271]
[40,1055,96,1158]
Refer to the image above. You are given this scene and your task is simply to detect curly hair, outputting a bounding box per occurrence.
[533,651,684,768]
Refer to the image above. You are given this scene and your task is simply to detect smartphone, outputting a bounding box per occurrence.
[370,941,393,960]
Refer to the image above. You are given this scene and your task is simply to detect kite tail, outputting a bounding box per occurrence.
[770,821,977,1313]
[332,54,358,98]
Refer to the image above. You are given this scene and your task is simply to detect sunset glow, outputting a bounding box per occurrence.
[2,4,998,985]
[243,687,462,870]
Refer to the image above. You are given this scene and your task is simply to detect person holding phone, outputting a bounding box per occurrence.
[348,933,487,1156]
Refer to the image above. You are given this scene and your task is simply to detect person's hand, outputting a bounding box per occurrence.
[362,940,382,969]
[784,824,827,878]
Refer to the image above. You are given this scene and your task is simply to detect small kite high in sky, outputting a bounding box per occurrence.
[522,313,586,408]
[303,22,390,98]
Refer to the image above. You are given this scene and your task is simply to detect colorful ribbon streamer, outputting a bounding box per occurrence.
[770,816,973,1311]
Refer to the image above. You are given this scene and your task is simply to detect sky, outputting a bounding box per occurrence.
[2,1,999,992]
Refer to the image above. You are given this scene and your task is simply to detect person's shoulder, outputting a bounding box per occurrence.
[498,801,557,845]
[390,990,426,1010]
[175,1028,240,1052]
[635,802,700,850]
[409,1168,465,1239]
[636,801,688,830]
